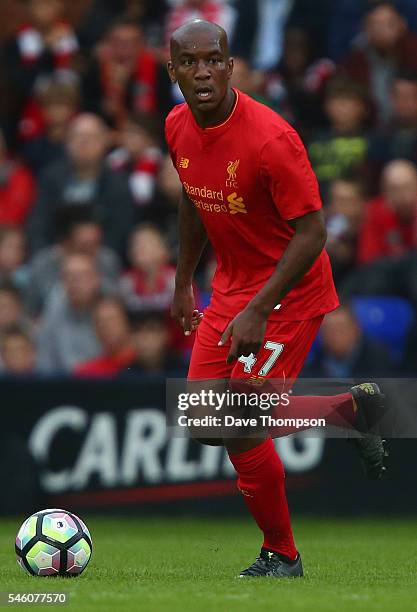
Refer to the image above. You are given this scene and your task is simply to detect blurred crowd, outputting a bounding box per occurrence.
[0,0,416,378]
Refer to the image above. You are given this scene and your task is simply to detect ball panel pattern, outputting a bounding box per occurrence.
[42,512,78,543]
[26,541,61,576]
[15,509,92,577]
[16,515,37,550]
[66,539,91,575]
[74,515,92,542]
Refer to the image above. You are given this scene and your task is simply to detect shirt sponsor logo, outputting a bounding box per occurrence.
[183,182,224,200]
[179,157,190,169]
[183,181,247,215]
[226,159,240,187]
[193,200,229,213]
[227,192,247,214]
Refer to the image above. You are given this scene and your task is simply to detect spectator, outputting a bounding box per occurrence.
[157,155,182,205]
[21,80,79,174]
[368,70,417,181]
[74,296,136,377]
[325,177,366,286]
[122,310,185,376]
[342,1,417,126]
[1,0,417,384]
[120,223,175,313]
[0,130,35,225]
[231,0,289,70]
[286,0,333,59]
[37,253,103,373]
[0,227,28,290]
[340,251,417,310]
[307,76,370,200]
[77,0,169,53]
[119,222,197,355]
[82,18,164,127]
[302,304,395,377]
[147,157,211,301]
[147,154,182,248]
[123,0,169,43]
[108,113,163,208]
[0,282,30,338]
[26,208,120,317]
[266,27,335,130]
[328,0,417,63]
[3,0,79,137]
[358,159,417,264]
[0,326,37,375]
[230,57,276,111]
[27,113,135,255]
[165,1,236,54]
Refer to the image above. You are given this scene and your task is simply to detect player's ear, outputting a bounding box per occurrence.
[167,60,177,83]
[227,57,234,80]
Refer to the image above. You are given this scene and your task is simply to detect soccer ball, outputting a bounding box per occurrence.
[15,508,92,576]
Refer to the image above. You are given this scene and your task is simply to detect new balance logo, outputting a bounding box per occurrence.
[179,157,189,169]
[227,192,247,214]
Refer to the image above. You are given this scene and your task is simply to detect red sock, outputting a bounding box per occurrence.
[228,438,297,559]
[270,392,355,437]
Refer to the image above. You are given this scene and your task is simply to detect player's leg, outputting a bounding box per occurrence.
[229,316,387,473]
[186,314,301,577]
[267,319,389,480]
[226,316,386,577]
[221,320,321,577]
[186,313,232,445]
[227,436,302,577]
[229,316,356,435]
[220,319,330,576]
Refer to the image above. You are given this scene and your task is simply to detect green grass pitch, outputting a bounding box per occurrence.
[1,516,416,612]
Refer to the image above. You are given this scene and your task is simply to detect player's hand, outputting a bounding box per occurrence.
[219,306,267,364]
[191,309,204,331]
[171,285,202,335]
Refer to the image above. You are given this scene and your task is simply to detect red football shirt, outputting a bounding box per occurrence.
[165,89,339,322]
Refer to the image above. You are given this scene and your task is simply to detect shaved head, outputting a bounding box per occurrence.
[167,18,234,128]
[170,19,229,62]
[382,159,417,185]
[382,159,417,219]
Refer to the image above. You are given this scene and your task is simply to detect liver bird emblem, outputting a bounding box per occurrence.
[227,159,240,181]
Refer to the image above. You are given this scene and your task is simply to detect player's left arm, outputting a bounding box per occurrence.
[220,129,326,363]
[250,209,327,314]
[220,210,326,363]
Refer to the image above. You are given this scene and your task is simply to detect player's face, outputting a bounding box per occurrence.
[168,33,233,117]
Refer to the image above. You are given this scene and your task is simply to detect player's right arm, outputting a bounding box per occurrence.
[171,187,207,335]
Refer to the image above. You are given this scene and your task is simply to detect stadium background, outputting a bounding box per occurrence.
[0,0,417,517]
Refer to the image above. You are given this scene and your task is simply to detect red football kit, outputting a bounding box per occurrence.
[166,89,354,564]
[166,89,339,381]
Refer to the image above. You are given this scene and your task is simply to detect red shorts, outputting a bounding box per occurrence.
[188,311,323,385]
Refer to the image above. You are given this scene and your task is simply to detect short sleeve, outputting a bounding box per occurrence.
[260,130,322,220]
